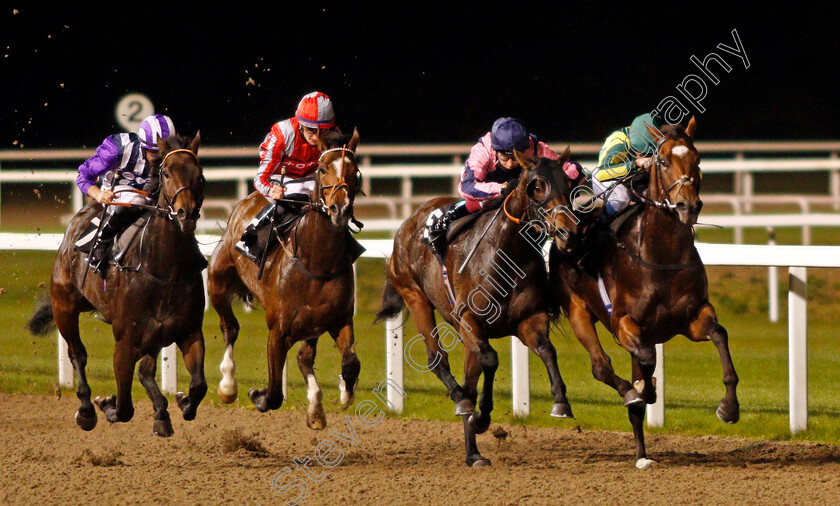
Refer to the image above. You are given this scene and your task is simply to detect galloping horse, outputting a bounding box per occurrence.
[208,128,362,430]
[376,150,580,467]
[27,133,208,437]
[549,117,740,467]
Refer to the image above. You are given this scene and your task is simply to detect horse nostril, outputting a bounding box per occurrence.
[696,200,704,213]
[676,202,688,213]
[329,204,339,214]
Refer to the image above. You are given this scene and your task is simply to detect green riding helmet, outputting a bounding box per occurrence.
[628,113,665,156]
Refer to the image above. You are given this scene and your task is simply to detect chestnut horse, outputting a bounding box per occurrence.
[208,128,362,429]
[376,150,580,467]
[549,117,740,468]
[26,133,207,437]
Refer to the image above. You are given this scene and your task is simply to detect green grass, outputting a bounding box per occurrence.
[1,242,839,445]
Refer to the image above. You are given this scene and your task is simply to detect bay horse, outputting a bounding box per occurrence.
[376,149,580,467]
[207,128,362,430]
[26,133,208,437]
[549,117,740,468]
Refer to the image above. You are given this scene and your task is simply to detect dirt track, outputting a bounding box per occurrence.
[1,393,839,505]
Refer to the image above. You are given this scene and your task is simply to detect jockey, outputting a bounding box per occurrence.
[428,117,582,252]
[236,91,338,261]
[590,112,664,217]
[76,114,175,275]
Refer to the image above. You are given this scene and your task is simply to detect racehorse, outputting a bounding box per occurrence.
[549,117,740,468]
[376,149,580,467]
[207,128,362,430]
[26,133,208,437]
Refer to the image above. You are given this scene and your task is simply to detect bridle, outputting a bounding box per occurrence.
[315,145,360,209]
[158,148,203,220]
[630,136,698,213]
[503,163,571,236]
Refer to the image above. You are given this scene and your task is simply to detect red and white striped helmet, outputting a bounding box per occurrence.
[295,91,335,129]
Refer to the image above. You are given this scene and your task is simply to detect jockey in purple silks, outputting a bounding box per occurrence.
[76,114,176,275]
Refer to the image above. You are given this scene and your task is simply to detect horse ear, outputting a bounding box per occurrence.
[157,136,170,154]
[513,149,535,170]
[315,129,328,152]
[189,131,201,154]
[348,127,360,152]
[685,116,697,138]
[646,123,665,143]
[559,145,570,163]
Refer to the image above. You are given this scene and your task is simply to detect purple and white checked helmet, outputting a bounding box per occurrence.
[137,114,176,151]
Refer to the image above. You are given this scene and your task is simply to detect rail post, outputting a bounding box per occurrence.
[788,267,808,434]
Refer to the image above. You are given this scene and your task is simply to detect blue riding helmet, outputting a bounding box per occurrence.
[490,117,531,152]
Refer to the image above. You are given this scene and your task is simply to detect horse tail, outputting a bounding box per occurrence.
[373,278,405,324]
[26,297,55,336]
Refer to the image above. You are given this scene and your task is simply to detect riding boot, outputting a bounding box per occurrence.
[89,206,141,277]
[235,203,280,263]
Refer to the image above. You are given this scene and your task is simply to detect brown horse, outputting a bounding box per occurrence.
[376,150,580,467]
[549,117,740,467]
[207,128,362,429]
[26,133,207,437]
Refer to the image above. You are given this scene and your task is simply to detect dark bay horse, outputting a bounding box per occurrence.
[549,117,740,468]
[207,128,362,430]
[27,133,208,437]
[376,150,580,467]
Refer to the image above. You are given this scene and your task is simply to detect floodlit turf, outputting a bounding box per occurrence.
[1,242,839,445]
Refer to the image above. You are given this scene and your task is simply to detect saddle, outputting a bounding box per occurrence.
[421,198,502,264]
[240,203,366,271]
[575,203,643,279]
[74,212,151,261]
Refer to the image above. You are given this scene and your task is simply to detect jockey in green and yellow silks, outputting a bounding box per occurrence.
[590,113,664,216]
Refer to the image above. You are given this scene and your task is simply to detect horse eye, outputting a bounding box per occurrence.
[318,166,326,174]
[161,170,170,179]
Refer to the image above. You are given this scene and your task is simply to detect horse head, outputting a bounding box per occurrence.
[314,128,362,228]
[156,132,204,234]
[512,146,580,253]
[645,116,703,226]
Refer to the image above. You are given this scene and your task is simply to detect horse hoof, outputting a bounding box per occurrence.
[466,456,491,468]
[306,404,327,430]
[75,410,97,431]
[716,401,740,424]
[217,386,238,404]
[153,418,174,438]
[468,413,491,435]
[454,399,475,416]
[623,390,645,407]
[635,458,656,470]
[550,402,574,418]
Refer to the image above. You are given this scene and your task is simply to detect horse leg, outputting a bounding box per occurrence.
[249,327,288,412]
[403,291,469,413]
[297,338,327,430]
[628,358,652,467]
[617,317,657,468]
[208,261,241,404]
[568,298,638,405]
[94,337,136,423]
[516,313,573,418]
[465,341,498,436]
[330,322,361,409]
[175,330,208,421]
[53,302,96,430]
[136,353,173,437]
[686,303,740,423]
[458,322,494,467]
